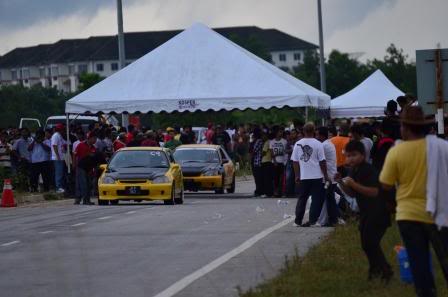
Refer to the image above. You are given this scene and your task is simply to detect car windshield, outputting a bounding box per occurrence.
[109,150,169,169]
[174,149,220,164]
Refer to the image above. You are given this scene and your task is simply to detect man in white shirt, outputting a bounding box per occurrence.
[350,124,373,163]
[51,124,66,193]
[317,127,339,226]
[291,123,329,227]
[29,130,51,192]
[270,128,288,197]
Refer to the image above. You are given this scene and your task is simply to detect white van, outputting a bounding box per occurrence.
[45,115,100,132]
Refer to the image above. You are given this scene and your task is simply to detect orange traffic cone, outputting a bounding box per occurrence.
[1,179,17,207]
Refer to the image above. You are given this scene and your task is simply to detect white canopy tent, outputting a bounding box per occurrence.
[330,70,404,118]
[65,23,330,114]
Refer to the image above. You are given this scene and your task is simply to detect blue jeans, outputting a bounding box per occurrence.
[295,178,325,225]
[398,221,448,297]
[76,167,91,202]
[53,160,65,189]
[285,161,296,196]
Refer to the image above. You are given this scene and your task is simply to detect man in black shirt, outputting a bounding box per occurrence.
[180,125,196,144]
[336,140,392,282]
[212,125,231,152]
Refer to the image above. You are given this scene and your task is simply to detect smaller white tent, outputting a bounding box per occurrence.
[330,70,404,118]
[66,23,330,114]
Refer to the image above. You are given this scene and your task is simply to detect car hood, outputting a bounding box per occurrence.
[179,162,220,174]
[106,167,168,180]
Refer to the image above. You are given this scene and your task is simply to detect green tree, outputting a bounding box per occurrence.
[294,50,320,89]
[367,44,417,94]
[326,50,370,97]
[78,73,104,91]
[0,85,68,128]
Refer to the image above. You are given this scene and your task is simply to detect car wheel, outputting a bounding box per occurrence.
[164,183,176,205]
[98,198,108,206]
[110,200,119,205]
[215,175,225,194]
[227,175,236,194]
[175,186,184,204]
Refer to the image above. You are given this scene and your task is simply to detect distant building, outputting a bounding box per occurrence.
[0,26,317,92]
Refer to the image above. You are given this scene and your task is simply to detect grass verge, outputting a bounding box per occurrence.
[240,221,447,297]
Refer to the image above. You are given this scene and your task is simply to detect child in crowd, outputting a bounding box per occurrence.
[336,140,393,282]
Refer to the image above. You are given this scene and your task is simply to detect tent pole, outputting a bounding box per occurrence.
[122,114,129,129]
[66,113,71,174]
[305,107,309,122]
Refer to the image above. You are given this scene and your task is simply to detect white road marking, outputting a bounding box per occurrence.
[1,240,20,247]
[152,216,296,297]
[126,211,136,214]
[39,231,54,234]
[98,216,111,220]
[71,222,86,227]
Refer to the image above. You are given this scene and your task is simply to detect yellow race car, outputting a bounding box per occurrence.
[98,147,184,205]
[173,145,236,194]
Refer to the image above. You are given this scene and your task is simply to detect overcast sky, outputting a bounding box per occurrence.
[0,0,446,61]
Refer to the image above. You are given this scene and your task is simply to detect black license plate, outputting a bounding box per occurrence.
[127,186,141,195]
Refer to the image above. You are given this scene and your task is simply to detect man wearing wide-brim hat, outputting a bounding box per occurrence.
[380,106,448,297]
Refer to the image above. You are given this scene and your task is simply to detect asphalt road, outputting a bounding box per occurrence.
[0,180,331,297]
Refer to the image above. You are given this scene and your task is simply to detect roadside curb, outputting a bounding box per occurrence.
[236,175,253,182]
[14,192,67,207]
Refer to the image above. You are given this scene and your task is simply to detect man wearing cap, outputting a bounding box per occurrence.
[380,106,448,297]
[51,124,67,193]
[74,133,98,205]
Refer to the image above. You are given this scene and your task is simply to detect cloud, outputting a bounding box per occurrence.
[0,0,114,31]
[326,0,448,60]
[0,0,446,61]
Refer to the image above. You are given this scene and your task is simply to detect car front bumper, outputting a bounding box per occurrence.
[183,176,222,191]
[98,183,173,201]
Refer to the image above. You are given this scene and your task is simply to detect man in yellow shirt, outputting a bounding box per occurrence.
[380,106,448,297]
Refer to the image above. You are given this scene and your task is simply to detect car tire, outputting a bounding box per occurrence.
[175,186,184,204]
[164,184,176,205]
[227,175,236,194]
[98,198,108,206]
[215,175,225,194]
[110,200,119,205]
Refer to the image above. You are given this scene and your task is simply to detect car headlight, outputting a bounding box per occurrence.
[102,176,116,184]
[203,168,220,176]
[152,176,170,184]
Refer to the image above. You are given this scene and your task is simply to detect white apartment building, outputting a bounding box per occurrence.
[0,26,317,92]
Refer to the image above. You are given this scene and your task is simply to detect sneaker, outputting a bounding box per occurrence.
[321,223,335,227]
[260,194,267,198]
[301,222,311,227]
[310,223,322,227]
[337,218,346,225]
[56,188,65,194]
[293,223,301,227]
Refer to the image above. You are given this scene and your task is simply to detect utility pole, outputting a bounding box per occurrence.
[116,0,128,128]
[317,0,326,93]
[435,48,445,135]
[117,0,126,69]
